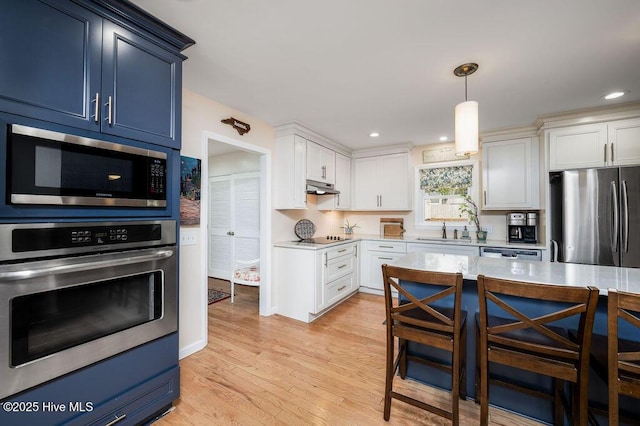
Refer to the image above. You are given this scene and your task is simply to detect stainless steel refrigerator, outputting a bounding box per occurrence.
[549,167,640,267]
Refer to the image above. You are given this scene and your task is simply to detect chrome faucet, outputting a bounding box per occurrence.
[442,222,447,239]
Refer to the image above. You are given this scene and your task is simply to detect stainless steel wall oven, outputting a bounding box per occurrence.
[0,220,177,400]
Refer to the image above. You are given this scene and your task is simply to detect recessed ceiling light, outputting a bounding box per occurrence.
[370,132,379,138]
[439,136,448,141]
[604,91,628,100]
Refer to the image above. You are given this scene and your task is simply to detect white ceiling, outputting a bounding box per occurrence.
[131,0,640,151]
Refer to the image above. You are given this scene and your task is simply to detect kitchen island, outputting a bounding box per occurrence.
[391,252,640,424]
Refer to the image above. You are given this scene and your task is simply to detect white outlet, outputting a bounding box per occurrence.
[180,229,198,246]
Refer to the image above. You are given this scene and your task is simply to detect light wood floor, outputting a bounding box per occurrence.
[156,281,544,425]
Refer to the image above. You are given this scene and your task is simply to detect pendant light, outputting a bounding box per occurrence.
[453,63,479,156]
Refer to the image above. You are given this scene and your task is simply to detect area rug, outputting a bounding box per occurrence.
[208,289,231,305]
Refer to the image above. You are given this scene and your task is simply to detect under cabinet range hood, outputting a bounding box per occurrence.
[306,179,340,195]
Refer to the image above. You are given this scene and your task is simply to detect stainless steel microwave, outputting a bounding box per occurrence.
[8,124,166,208]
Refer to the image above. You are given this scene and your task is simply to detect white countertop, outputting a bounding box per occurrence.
[274,234,547,250]
[392,251,640,295]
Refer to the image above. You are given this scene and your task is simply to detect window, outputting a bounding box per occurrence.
[414,159,478,228]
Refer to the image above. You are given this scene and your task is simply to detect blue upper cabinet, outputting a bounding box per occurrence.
[0,0,194,149]
[101,21,182,148]
[0,1,103,131]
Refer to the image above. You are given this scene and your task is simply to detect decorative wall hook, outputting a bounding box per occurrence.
[221,117,251,135]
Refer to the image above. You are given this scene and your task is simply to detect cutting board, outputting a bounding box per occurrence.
[380,218,405,237]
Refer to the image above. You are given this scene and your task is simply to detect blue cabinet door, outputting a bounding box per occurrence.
[101,21,182,149]
[0,0,102,130]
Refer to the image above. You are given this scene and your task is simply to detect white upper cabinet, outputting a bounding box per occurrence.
[318,152,351,210]
[306,141,335,184]
[548,118,640,170]
[482,136,539,210]
[274,134,308,209]
[353,153,410,210]
[274,123,349,210]
[548,123,608,170]
[609,118,640,166]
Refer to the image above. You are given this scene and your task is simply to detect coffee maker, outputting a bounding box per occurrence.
[507,212,537,243]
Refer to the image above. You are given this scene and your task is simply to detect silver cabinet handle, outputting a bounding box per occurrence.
[338,285,346,291]
[378,245,394,249]
[337,194,340,206]
[611,142,615,163]
[106,95,113,125]
[622,179,629,252]
[92,92,100,123]
[612,181,619,252]
[378,257,394,260]
[484,190,487,205]
[324,252,328,267]
[321,165,326,179]
[604,144,607,163]
[0,249,174,281]
[337,264,347,269]
[105,414,127,426]
[338,249,347,253]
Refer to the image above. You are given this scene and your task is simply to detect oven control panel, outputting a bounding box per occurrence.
[14,224,160,252]
[0,221,176,261]
[71,227,130,244]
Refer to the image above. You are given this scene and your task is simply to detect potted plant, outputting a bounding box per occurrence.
[459,195,486,241]
[342,219,359,235]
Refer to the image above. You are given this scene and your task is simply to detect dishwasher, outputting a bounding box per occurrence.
[479,246,542,261]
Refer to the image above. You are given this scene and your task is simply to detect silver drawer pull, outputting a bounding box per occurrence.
[378,257,393,260]
[338,285,346,291]
[378,245,394,249]
[338,249,347,253]
[337,264,347,269]
[105,414,127,426]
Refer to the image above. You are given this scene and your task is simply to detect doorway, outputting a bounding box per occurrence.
[200,131,271,320]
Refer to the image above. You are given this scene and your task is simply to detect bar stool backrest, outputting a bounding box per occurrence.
[477,277,599,364]
[608,289,640,426]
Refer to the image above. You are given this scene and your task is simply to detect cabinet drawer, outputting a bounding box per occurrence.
[81,366,179,426]
[326,254,355,283]
[325,274,356,307]
[326,243,356,260]
[366,241,406,253]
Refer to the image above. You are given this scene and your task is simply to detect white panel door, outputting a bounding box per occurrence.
[208,178,232,278]
[233,175,260,263]
[208,172,260,279]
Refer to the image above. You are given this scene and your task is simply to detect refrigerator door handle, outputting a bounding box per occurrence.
[622,179,629,253]
[612,181,619,253]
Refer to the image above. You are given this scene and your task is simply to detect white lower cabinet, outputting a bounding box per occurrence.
[275,242,358,323]
[360,241,406,293]
[406,242,479,257]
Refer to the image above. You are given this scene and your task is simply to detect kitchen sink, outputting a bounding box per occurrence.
[416,237,473,243]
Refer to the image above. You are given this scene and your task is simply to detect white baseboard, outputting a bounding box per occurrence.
[179,339,207,360]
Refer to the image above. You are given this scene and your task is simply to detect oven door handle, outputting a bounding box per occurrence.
[0,249,174,281]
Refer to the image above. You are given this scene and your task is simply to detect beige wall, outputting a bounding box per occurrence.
[179,89,276,358]
[209,151,260,177]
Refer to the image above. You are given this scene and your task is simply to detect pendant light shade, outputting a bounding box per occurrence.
[453,63,479,156]
[455,100,478,156]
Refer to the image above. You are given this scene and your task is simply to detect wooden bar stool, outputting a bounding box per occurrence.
[476,275,599,426]
[381,264,466,425]
[585,289,640,425]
